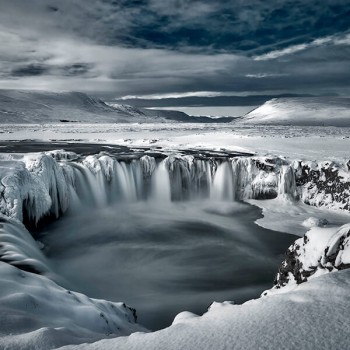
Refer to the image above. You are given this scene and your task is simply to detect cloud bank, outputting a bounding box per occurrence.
[0,0,349,97]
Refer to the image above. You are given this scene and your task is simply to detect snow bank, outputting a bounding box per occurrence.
[0,215,52,276]
[0,261,146,350]
[58,269,350,350]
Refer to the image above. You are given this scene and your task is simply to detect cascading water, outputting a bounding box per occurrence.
[151,160,171,202]
[64,154,234,209]
[211,162,234,201]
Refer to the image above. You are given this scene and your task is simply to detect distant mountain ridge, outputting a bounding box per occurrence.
[0,90,232,124]
[239,97,350,126]
[112,94,315,108]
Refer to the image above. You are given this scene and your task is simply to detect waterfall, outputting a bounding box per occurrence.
[0,152,292,226]
[151,160,171,202]
[278,165,298,200]
[211,162,234,201]
[3,150,346,232]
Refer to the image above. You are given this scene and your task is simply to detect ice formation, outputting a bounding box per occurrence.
[1,151,349,228]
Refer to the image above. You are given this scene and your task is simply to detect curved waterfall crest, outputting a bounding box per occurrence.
[0,150,349,229]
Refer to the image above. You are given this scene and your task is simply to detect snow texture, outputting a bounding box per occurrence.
[0,261,145,350]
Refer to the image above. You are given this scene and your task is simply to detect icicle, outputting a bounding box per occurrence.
[140,155,156,177]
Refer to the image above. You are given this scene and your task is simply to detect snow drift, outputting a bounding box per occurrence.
[240,97,350,126]
[0,261,145,350]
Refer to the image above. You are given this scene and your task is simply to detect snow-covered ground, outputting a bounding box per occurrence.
[0,259,145,350]
[0,123,349,161]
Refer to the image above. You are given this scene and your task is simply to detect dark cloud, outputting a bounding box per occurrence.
[0,0,349,96]
[11,64,48,77]
[1,0,349,53]
[60,63,95,77]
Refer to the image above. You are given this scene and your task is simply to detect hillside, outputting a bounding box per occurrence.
[239,97,350,126]
[0,90,216,124]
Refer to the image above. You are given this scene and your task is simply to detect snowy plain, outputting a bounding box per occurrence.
[1,122,350,161]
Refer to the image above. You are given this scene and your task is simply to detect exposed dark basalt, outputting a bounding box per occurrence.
[272,243,316,290]
[296,161,350,210]
[270,227,350,294]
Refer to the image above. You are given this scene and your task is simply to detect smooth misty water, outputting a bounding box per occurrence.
[40,200,295,330]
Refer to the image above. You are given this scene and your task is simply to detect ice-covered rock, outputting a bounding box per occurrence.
[302,217,329,228]
[0,153,71,224]
[295,160,350,211]
[264,223,350,295]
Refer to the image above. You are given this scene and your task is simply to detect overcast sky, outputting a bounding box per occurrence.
[0,0,349,99]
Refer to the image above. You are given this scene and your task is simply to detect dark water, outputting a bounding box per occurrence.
[40,200,295,330]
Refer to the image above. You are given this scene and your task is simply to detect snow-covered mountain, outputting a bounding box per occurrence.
[240,97,350,126]
[0,90,212,124]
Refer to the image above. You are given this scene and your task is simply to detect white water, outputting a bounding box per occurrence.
[151,160,171,202]
[68,156,232,207]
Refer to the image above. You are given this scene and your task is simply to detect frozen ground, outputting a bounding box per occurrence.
[0,123,350,161]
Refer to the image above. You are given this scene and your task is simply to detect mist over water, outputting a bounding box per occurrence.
[40,200,295,330]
